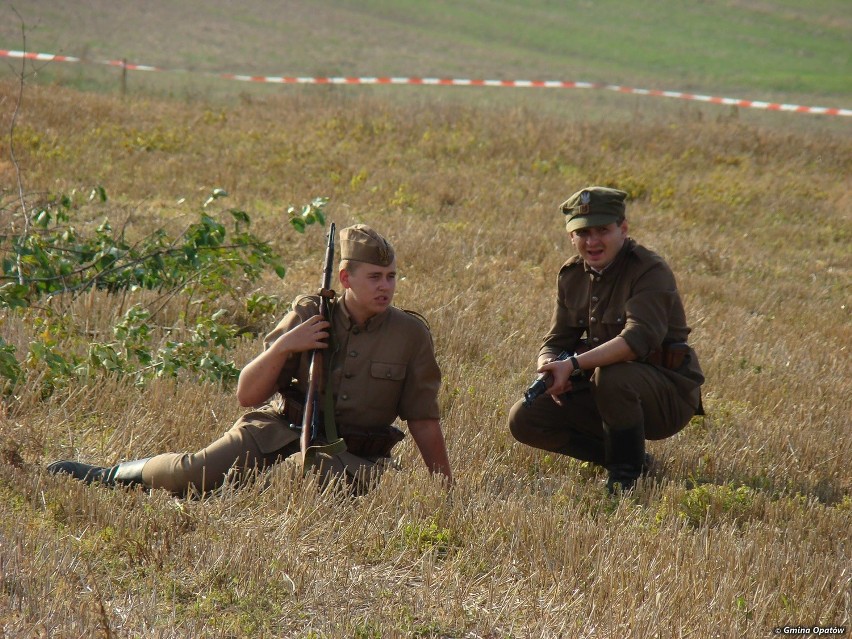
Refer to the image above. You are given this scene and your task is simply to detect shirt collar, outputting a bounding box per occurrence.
[583,238,634,276]
[336,293,390,332]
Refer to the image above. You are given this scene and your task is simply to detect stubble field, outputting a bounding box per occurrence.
[1,1,851,636]
[0,76,849,637]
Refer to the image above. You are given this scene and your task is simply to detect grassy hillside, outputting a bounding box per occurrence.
[3,0,850,134]
[0,77,850,636]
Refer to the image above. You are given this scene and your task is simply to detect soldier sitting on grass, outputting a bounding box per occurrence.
[48,224,452,494]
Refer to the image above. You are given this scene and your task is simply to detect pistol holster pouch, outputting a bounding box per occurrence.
[646,342,690,370]
[340,425,405,458]
[283,389,306,426]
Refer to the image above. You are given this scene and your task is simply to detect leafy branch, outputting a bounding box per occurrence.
[0,189,290,310]
[0,187,328,398]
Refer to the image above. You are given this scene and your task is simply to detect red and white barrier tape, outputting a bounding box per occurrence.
[3,48,850,117]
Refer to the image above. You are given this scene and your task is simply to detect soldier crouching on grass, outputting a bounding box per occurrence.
[48,224,453,495]
[508,186,704,493]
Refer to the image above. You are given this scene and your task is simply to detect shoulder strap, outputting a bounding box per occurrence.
[402,308,431,330]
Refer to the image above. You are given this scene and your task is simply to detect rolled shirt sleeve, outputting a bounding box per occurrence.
[620,262,679,358]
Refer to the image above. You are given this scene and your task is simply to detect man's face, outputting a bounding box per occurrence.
[570,220,628,270]
[339,260,397,320]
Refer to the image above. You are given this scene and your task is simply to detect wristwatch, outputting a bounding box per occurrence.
[569,355,581,373]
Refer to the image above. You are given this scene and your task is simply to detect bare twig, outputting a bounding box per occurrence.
[8,9,30,286]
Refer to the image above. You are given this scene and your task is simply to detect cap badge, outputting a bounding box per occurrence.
[578,190,591,214]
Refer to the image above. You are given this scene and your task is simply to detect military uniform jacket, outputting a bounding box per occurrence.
[541,238,704,409]
[263,294,442,429]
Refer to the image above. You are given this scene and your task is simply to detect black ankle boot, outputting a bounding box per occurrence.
[47,458,150,487]
[47,460,109,484]
[603,422,646,494]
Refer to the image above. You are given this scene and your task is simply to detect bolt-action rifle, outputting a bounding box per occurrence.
[300,223,341,460]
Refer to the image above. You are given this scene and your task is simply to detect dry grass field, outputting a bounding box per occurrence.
[0,2,851,634]
[0,76,849,637]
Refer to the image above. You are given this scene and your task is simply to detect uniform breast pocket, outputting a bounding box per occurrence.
[563,308,588,329]
[370,361,407,383]
[599,309,626,341]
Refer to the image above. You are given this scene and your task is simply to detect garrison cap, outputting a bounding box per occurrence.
[560,186,628,232]
[339,224,395,266]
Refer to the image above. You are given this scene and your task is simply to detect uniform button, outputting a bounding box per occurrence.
[341,393,349,400]
[349,350,358,357]
[593,337,600,343]
[617,318,623,324]
[579,320,585,325]
[344,373,353,379]
[385,372,392,378]
[353,328,360,335]
[590,317,597,323]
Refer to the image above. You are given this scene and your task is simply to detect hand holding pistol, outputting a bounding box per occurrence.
[522,351,590,407]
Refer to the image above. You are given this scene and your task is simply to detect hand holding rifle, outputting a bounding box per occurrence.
[300,222,339,460]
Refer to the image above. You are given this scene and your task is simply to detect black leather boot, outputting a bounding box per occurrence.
[558,432,606,466]
[603,422,646,494]
[47,460,108,483]
[103,458,150,487]
[47,458,151,488]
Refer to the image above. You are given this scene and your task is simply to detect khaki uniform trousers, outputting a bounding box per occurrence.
[140,409,393,495]
[508,361,696,465]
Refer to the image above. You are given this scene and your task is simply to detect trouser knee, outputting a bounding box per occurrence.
[142,453,199,494]
[507,400,525,441]
[142,452,245,494]
[508,399,541,446]
[508,397,606,464]
[593,363,636,402]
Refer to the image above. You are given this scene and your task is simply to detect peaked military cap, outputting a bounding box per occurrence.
[560,186,628,232]
[339,224,395,266]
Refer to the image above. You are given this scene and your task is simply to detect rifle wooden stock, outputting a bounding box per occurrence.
[300,350,322,456]
[300,223,336,459]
